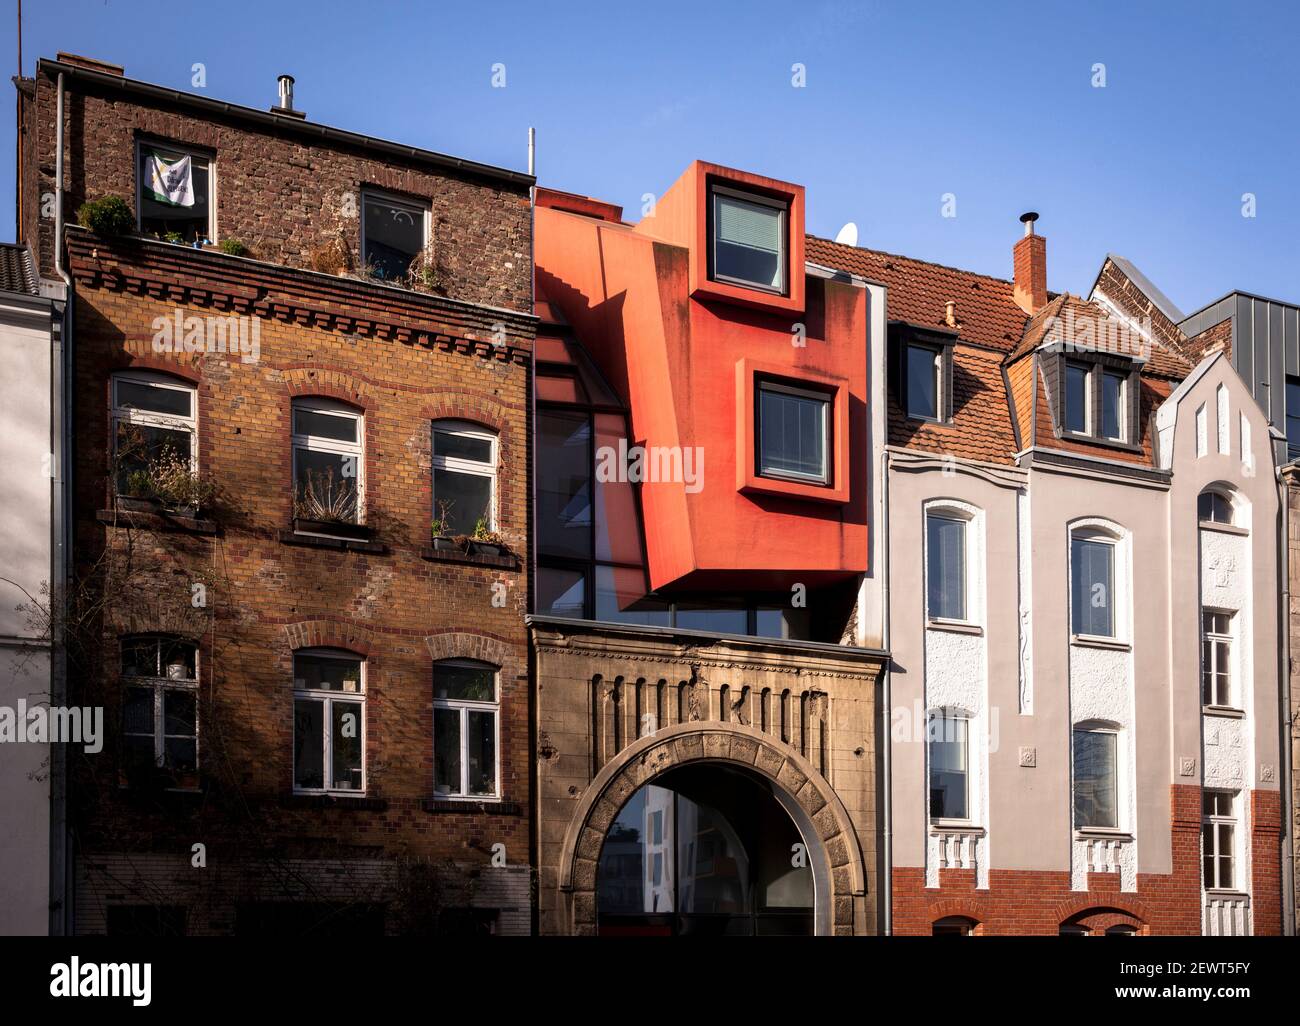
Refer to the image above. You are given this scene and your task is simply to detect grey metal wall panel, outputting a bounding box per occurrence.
[1268,302,1285,429]
[1287,305,1299,378]
[1177,297,1234,339]
[1236,294,1253,395]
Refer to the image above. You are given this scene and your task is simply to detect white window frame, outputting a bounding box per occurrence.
[291,648,366,796]
[111,371,199,475]
[431,420,498,533]
[709,183,788,295]
[924,500,983,628]
[121,636,200,773]
[1065,360,1093,435]
[1069,521,1128,644]
[1202,789,1239,892]
[1198,489,1236,527]
[757,379,831,484]
[432,659,501,800]
[291,397,365,526]
[1072,723,1123,832]
[925,511,968,624]
[1100,369,1127,442]
[135,140,217,242]
[1201,609,1236,710]
[927,709,972,825]
[360,189,430,277]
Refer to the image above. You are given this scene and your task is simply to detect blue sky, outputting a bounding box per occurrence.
[6,0,1299,314]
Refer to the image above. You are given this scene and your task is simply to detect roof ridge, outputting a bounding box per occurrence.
[806,234,1016,287]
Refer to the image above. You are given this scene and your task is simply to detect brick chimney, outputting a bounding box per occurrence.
[1013,212,1047,315]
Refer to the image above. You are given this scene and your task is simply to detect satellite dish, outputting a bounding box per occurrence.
[834,222,858,247]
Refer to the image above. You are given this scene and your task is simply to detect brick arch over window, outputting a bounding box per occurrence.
[422,394,517,451]
[557,721,865,936]
[1055,896,1149,929]
[281,368,374,410]
[111,354,204,384]
[424,631,513,668]
[930,897,988,925]
[283,620,374,657]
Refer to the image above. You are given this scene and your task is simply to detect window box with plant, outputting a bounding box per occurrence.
[293,466,370,540]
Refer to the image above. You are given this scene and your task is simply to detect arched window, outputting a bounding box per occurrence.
[292,398,363,525]
[432,420,498,537]
[1197,488,1235,526]
[932,916,976,937]
[924,500,982,625]
[433,660,500,799]
[292,648,365,794]
[1069,521,1125,640]
[111,371,197,497]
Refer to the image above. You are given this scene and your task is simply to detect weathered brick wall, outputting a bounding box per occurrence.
[1289,468,1300,932]
[892,785,1204,935]
[27,66,532,312]
[1093,258,1188,356]
[64,231,535,933]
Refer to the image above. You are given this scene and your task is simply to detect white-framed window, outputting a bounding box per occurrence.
[433,660,500,799]
[292,649,365,794]
[927,711,969,822]
[757,379,830,484]
[710,184,787,294]
[1202,789,1237,891]
[1065,361,1091,434]
[1100,370,1126,441]
[361,190,429,282]
[137,140,215,244]
[121,635,199,774]
[1198,489,1235,526]
[1201,610,1235,708]
[905,342,942,421]
[1072,724,1120,830]
[432,420,497,536]
[291,398,363,525]
[111,372,198,497]
[1070,528,1118,639]
[926,512,967,622]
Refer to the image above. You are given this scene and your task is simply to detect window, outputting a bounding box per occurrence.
[292,650,365,793]
[1071,532,1115,637]
[120,636,198,775]
[1100,371,1125,441]
[926,513,967,621]
[361,192,428,281]
[111,373,197,497]
[1201,611,1234,708]
[138,142,213,243]
[1072,727,1118,830]
[905,343,941,421]
[1105,924,1138,936]
[928,712,969,821]
[932,917,974,936]
[1287,375,1300,457]
[433,661,499,798]
[1198,490,1234,525]
[292,399,363,525]
[757,381,829,483]
[1202,790,1236,890]
[710,185,786,293]
[1058,923,1091,936]
[432,421,497,536]
[1065,361,1091,434]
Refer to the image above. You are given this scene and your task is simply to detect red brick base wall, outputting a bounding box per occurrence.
[891,785,1275,935]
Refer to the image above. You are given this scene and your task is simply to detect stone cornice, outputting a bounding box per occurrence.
[64,228,535,366]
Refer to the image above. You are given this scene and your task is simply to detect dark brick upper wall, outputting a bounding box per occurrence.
[25,67,533,312]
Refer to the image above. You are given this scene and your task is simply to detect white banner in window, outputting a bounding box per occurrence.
[145,151,195,208]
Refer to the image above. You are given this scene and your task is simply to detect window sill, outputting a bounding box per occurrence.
[1203,705,1245,719]
[1204,889,1250,901]
[279,528,388,555]
[1058,429,1144,455]
[926,618,983,636]
[422,798,520,815]
[283,792,387,811]
[1070,634,1130,652]
[1075,828,1132,842]
[1197,520,1249,537]
[421,544,520,571]
[929,821,984,835]
[97,508,218,535]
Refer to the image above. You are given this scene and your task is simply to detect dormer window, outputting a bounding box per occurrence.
[906,342,941,421]
[709,185,786,294]
[891,325,955,423]
[1058,354,1137,446]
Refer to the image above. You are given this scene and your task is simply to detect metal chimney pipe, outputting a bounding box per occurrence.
[277,74,295,111]
[1020,210,1039,237]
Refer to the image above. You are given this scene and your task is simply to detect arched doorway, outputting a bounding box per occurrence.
[595,763,820,936]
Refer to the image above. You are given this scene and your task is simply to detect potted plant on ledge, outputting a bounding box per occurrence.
[116,447,215,518]
[430,500,461,552]
[470,516,507,558]
[293,466,367,539]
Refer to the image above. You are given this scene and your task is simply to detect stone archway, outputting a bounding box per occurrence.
[558,721,865,936]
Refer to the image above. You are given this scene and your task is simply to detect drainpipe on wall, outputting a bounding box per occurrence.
[1280,465,1296,936]
[880,447,892,935]
[50,70,74,937]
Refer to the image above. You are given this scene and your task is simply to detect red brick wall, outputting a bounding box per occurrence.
[26,66,532,312]
[892,785,1220,935]
[1251,789,1283,935]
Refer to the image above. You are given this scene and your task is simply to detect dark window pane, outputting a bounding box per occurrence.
[121,639,158,678]
[294,448,359,523]
[1100,372,1124,440]
[433,468,492,536]
[115,422,192,495]
[1071,536,1114,637]
[294,699,324,790]
[712,192,784,291]
[293,653,362,693]
[160,640,197,681]
[163,690,196,736]
[466,710,496,796]
[115,379,192,417]
[1072,729,1117,828]
[1287,377,1300,450]
[1066,363,1089,433]
[434,663,495,701]
[928,716,968,819]
[164,736,197,771]
[759,386,828,481]
[927,515,966,620]
[122,686,154,735]
[434,707,462,795]
[594,565,670,627]
[538,412,592,559]
[434,429,493,463]
[1198,491,1232,524]
[674,605,747,635]
[537,567,585,618]
[906,344,939,420]
[331,701,363,791]
[139,147,211,243]
[293,408,358,443]
[363,197,425,280]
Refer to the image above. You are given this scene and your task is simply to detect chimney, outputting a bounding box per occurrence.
[271,74,305,119]
[56,52,124,76]
[1013,211,1047,315]
[944,300,958,328]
